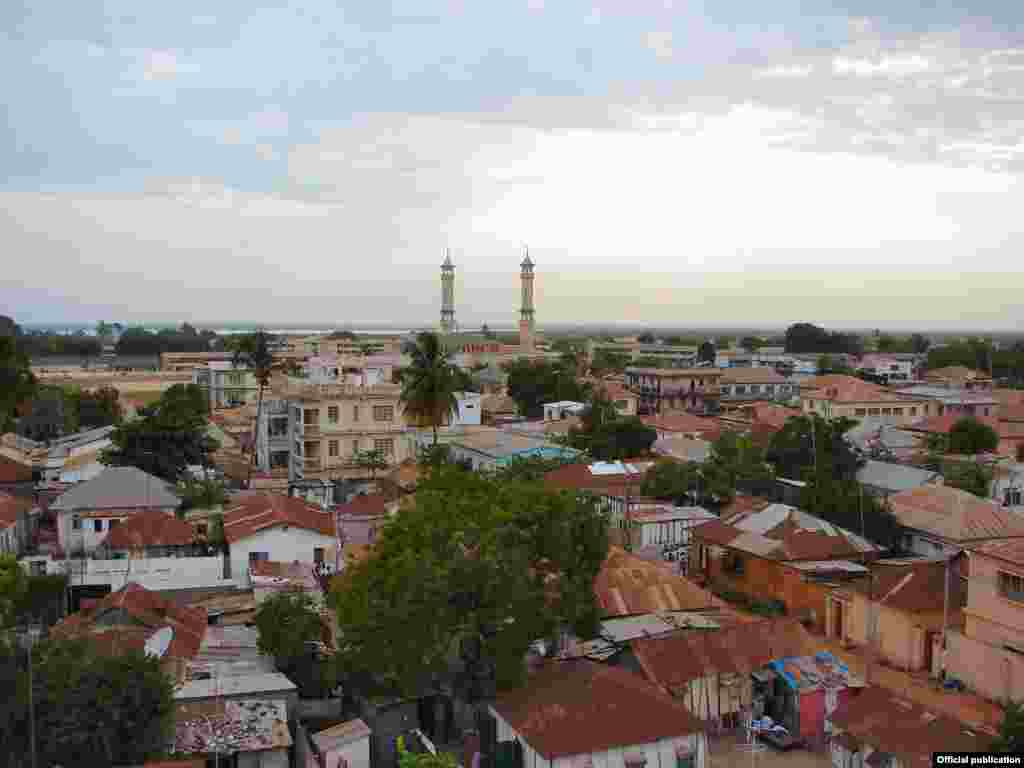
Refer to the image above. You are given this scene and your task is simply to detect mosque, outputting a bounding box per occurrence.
[437,248,548,364]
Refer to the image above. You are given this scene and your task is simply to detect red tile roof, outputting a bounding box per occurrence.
[335,493,390,518]
[101,509,196,549]
[491,659,705,759]
[749,404,801,430]
[544,461,652,495]
[852,559,966,629]
[222,492,335,543]
[925,366,990,384]
[0,492,30,529]
[641,413,721,438]
[720,367,789,385]
[830,686,991,768]
[887,485,1024,543]
[968,538,1024,568]
[594,546,728,616]
[804,375,898,403]
[53,582,206,662]
[632,618,816,691]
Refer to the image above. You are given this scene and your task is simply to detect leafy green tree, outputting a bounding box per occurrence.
[0,334,37,433]
[504,358,591,418]
[948,417,999,454]
[569,393,656,461]
[254,591,324,671]
[784,323,862,355]
[911,333,931,354]
[401,332,461,446]
[231,329,276,483]
[0,635,175,765]
[590,350,632,376]
[101,383,218,482]
[0,555,28,643]
[740,336,764,351]
[332,466,608,698]
[641,461,699,504]
[176,476,227,512]
[697,341,716,364]
[706,431,774,500]
[944,461,994,499]
[991,700,1024,753]
[354,448,389,480]
[493,455,579,483]
[398,735,459,768]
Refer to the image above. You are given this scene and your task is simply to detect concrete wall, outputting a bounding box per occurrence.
[945,629,1024,703]
[491,708,706,768]
[964,551,1024,650]
[307,732,371,768]
[239,748,289,768]
[52,554,234,591]
[58,506,178,554]
[230,526,337,587]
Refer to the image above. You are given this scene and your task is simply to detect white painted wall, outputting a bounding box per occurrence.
[54,555,234,591]
[57,507,177,554]
[490,708,706,768]
[229,525,337,587]
[308,734,371,768]
[454,392,483,427]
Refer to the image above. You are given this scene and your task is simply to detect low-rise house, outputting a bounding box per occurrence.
[480,394,519,424]
[640,413,721,442]
[452,391,483,426]
[924,366,993,391]
[542,400,586,421]
[222,492,337,587]
[51,466,180,556]
[627,504,717,566]
[544,460,655,532]
[946,538,1024,702]
[94,508,199,558]
[893,383,999,420]
[825,557,966,676]
[174,699,292,768]
[447,430,579,472]
[307,718,372,768]
[41,425,115,482]
[336,493,397,548]
[856,355,914,383]
[719,367,797,405]
[855,460,942,498]
[801,375,927,426]
[885,485,1024,557]
[844,418,921,461]
[630,619,837,737]
[829,686,990,768]
[651,436,711,464]
[250,559,321,604]
[193,361,260,410]
[690,504,881,631]
[52,582,207,683]
[486,659,708,768]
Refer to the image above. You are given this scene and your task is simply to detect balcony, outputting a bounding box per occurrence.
[303,457,322,471]
[303,424,321,437]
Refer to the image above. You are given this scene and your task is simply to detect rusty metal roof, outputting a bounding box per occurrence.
[490,659,705,759]
[594,547,725,616]
[888,485,1024,543]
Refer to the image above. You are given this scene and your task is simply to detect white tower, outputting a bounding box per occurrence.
[440,249,456,333]
[519,247,535,351]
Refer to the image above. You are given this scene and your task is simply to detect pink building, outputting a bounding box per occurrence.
[336,494,397,548]
[946,539,1024,702]
[307,718,372,768]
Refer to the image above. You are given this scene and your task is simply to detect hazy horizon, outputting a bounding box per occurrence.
[4,2,1024,329]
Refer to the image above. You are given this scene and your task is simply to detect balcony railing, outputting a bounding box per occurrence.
[303,424,321,437]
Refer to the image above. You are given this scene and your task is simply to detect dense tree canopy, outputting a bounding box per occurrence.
[948,417,1000,454]
[332,465,608,698]
[255,591,324,667]
[0,332,37,433]
[0,636,174,766]
[740,336,764,351]
[101,383,217,482]
[401,332,462,445]
[504,358,592,418]
[567,391,656,460]
[590,349,632,376]
[697,341,716,364]
[115,326,213,356]
[943,461,994,499]
[784,323,862,355]
[992,700,1024,753]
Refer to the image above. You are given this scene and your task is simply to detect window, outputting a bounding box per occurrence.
[735,385,747,394]
[94,520,103,532]
[373,405,395,421]
[375,438,395,455]
[353,405,360,421]
[303,408,319,425]
[329,440,339,457]
[314,547,325,564]
[882,408,892,416]
[1006,489,1023,506]
[72,516,81,530]
[109,519,120,528]
[352,440,360,455]
[750,385,761,394]
[910,407,917,417]
[893,408,903,416]
[328,406,339,423]
[868,408,880,416]
[249,551,270,564]
[855,409,867,416]
[269,417,289,437]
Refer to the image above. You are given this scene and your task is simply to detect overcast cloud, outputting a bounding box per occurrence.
[3,1,1024,329]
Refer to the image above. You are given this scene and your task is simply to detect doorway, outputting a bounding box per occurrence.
[831,599,844,642]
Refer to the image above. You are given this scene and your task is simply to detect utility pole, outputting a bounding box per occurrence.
[941,551,951,680]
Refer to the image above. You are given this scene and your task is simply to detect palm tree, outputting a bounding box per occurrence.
[400,332,460,446]
[232,329,276,485]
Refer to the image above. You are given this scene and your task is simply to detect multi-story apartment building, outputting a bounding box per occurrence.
[588,340,698,369]
[800,374,929,426]
[192,361,260,410]
[718,367,797,405]
[283,334,404,358]
[283,379,413,483]
[255,398,292,476]
[624,367,723,416]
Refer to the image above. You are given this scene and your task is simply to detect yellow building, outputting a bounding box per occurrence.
[801,374,929,425]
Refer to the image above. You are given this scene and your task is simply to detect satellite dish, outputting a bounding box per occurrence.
[145,626,174,659]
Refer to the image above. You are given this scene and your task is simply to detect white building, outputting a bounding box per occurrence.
[42,425,115,483]
[223,492,337,587]
[629,504,717,563]
[51,466,180,556]
[453,391,483,427]
[308,719,372,768]
[543,401,586,421]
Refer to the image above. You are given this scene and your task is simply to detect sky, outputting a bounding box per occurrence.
[3,0,1024,330]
